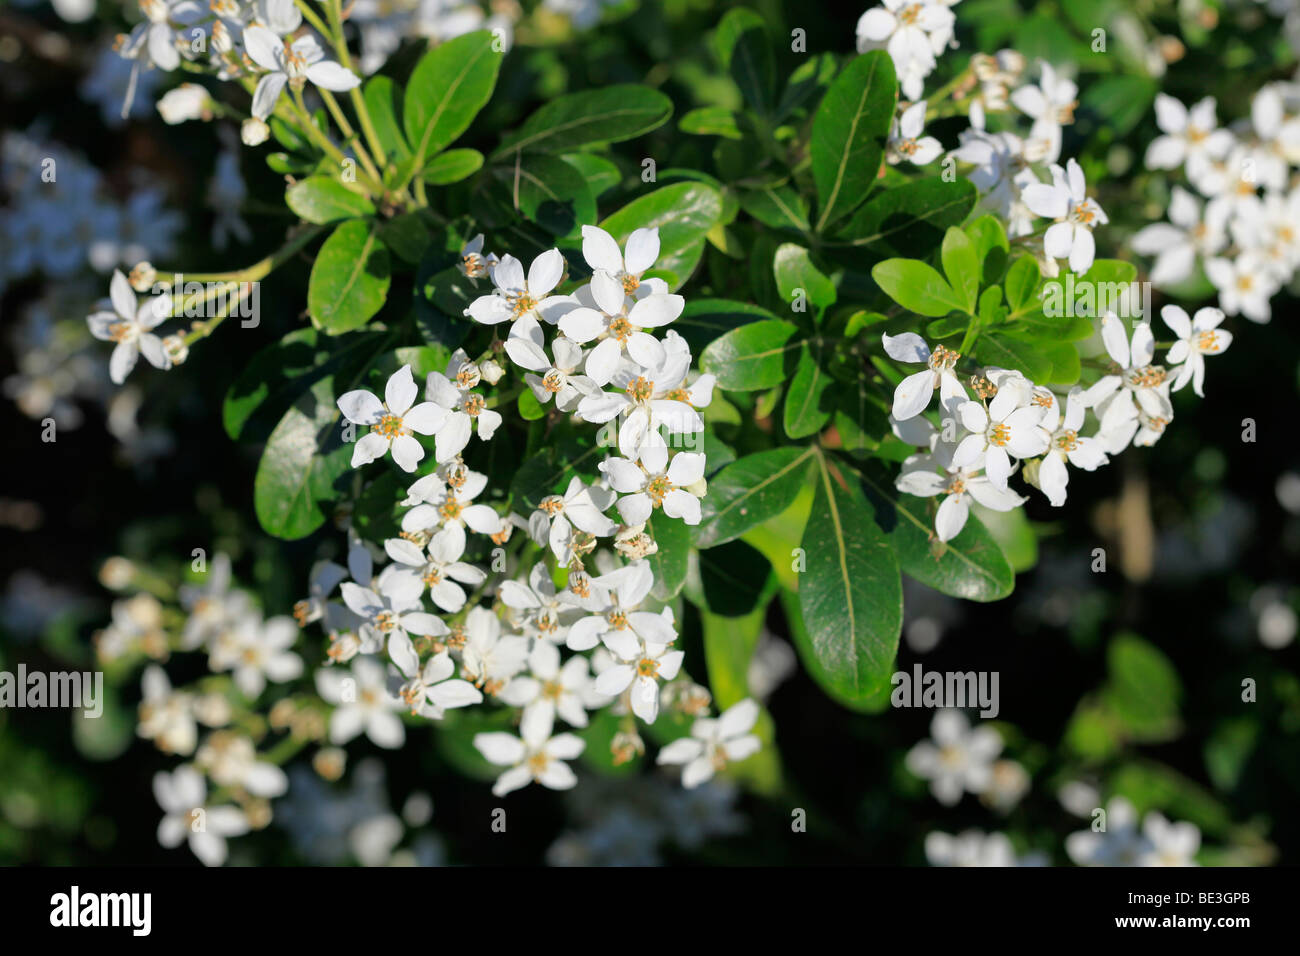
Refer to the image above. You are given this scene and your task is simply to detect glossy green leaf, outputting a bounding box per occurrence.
[675,299,780,354]
[308,220,392,334]
[783,343,833,439]
[694,446,816,549]
[647,512,690,601]
[712,8,775,115]
[855,461,1014,602]
[700,318,801,391]
[831,177,977,258]
[811,51,898,232]
[941,226,980,312]
[741,184,810,232]
[599,182,723,273]
[495,85,672,156]
[422,148,484,185]
[974,332,1055,381]
[285,176,375,224]
[797,454,902,701]
[494,153,595,236]
[773,243,836,314]
[403,30,501,161]
[872,259,965,317]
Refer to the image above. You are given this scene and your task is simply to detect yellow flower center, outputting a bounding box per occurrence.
[374,611,396,633]
[1128,366,1167,388]
[1195,330,1222,352]
[621,273,640,295]
[462,394,485,418]
[645,474,673,505]
[375,413,405,439]
[1056,429,1079,452]
[988,423,1011,446]
[608,316,633,342]
[625,376,654,403]
[636,657,660,678]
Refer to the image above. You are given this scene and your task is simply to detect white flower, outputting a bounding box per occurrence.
[576,331,703,459]
[157,83,211,123]
[463,249,572,331]
[154,765,249,866]
[340,573,448,653]
[1082,315,1173,451]
[388,643,482,719]
[925,829,1019,866]
[459,606,529,692]
[400,466,503,543]
[1010,61,1078,162]
[138,665,197,755]
[382,528,485,613]
[315,657,405,748]
[592,635,684,724]
[244,25,360,121]
[228,614,304,698]
[882,332,968,421]
[1022,158,1108,274]
[600,444,707,526]
[580,224,662,296]
[498,640,596,729]
[1205,252,1277,323]
[499,563,581,643]
[473,708,586,796]
[1161,305,1232,397]
[856,0,956,101]
[1137,813,1201,867]
[505,317,599,411]
[565,561,675,652]
[195,732,289,797]
[1031,387,1108,507]
[87,269,171,384]
[424,351,503,461]
[896,446,1026,541]
[240,117,270,146]
[886,101,943,165]
[656,698,762,788]
[1144,94,1234,178]
[904,709,1002,806]
[949,129,1040,235]
[526,476,618,562]
[1066,797,1149,866]
[292,558,349,628]
[337,364,447,472]
[1130,186,1228,287]
[458,233,498,280]
[951,379,1049,490]
[559,272,684,379]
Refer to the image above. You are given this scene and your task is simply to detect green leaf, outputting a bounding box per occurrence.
[1004,255,1042,312]
[964,214,1009,286]
[675,298,780,354]
[783,343,833,439]
[712,7,775,115]
[1105,633,1182,740]
[647,512,690,601]
[694,446,815,549]
[699,318,800,391]
[376,212,433,264]
[494,85,672,157]
[773,243,836,314]
[253,375,352,540]
[285,176,375,224]
[810,51,898,232]
[872,259,965,317]
[308,220,392,334]
[776,51,836,122]
[941,226,979,313]
[699,539,773,616]
[679,106,743,140]
[831,177,977,258]
[223,328,383,442]
[422,148,484,185]
[974,332,1054,381]
[560,153,621,197]
[403,30,501,161]
[741,184,810,232]
[855,461,1014,602]
[599,182,722,289]
[797,454,902,700]
[363,76,411,165]
[494,153,595,237]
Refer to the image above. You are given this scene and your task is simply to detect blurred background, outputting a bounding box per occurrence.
[0,0,1297,865]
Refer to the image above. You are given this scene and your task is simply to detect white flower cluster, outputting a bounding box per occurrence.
[94,555,311,866]
[909,712,1202,866]
[884,303,1230,541]
[1133,85,1300,324]
[313,223,756,799]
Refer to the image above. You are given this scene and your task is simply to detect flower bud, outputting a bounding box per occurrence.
[241,117,270,147]
[157,83,212,125]
[129,261,157,291]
